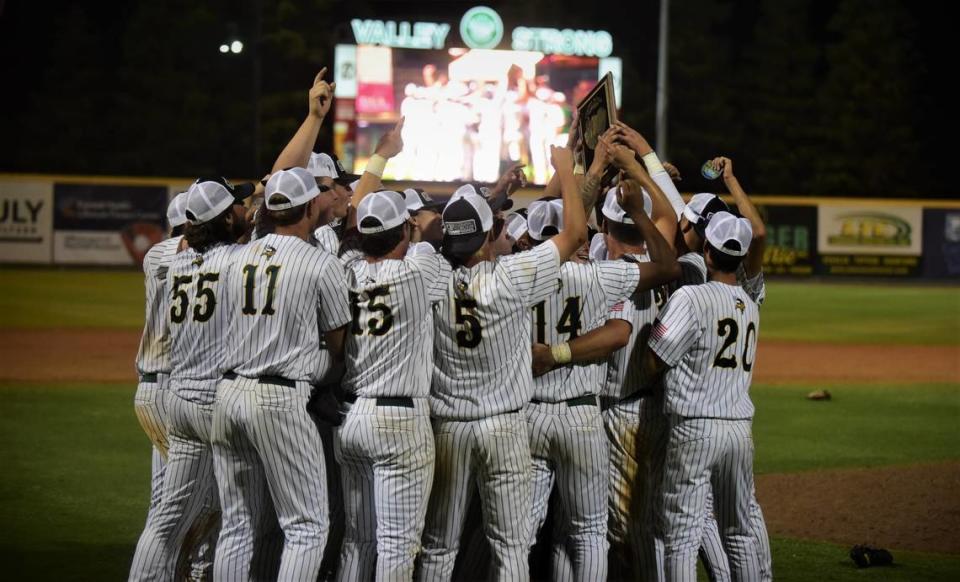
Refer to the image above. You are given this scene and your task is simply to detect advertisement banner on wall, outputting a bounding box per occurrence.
[53,183,167,266]
[817,205,923,276]
[0,180,54,264]
[757,204,816,276]
[922,208,960,278]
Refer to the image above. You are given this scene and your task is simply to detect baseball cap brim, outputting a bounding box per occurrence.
[419,200,446,213]
[334,173,362,185]
[233,182,256,201]
[692,197,730,236]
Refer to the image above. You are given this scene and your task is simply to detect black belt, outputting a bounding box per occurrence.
[599,389,654,410]
[342,394,415,408]
[139,373,159,383]
[221,371,296,388]
[531,395,597,407]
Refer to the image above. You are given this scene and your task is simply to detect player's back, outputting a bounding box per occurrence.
[136,236,183,375]
[344,253,452,398]
[533,259,639,402]
[432,241,560,420]
[221,233,350,384]
[654,281,760,419]
[168,243,244,403]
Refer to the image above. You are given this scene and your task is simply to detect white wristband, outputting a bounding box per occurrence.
[365,154,387,178]
[642,152,665,175]
[551,342,572,365]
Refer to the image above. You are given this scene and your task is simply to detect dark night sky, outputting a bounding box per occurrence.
[0,0,950,197]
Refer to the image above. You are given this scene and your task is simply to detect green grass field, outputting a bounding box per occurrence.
[0,269,958,580]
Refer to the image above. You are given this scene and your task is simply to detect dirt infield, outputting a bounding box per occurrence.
[1,329,957,384]
[757,461,960,554]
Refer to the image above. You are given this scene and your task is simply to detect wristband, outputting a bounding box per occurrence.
[642,152,665,175]
[551,342,572,365]
[365,154,387,178]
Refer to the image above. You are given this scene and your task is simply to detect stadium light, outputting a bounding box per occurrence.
[219,44,230,54]
[230,40,244,54]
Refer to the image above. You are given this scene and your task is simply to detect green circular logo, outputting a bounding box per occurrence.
[460,6,504,49]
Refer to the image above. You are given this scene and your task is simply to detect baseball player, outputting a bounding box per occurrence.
[211,167,352,582]
[417,146,587,581]
[335,189,453,581]
[133,190,189,531]
[129,177,253,581]
[647,212,764,582]
[524,175,680,581]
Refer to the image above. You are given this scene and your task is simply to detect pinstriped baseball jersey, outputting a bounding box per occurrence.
[167,243,244,404]
[136,236,183,375]
[343,253,453,398]
[313,224,340,255]
[431,240,561,420]
[650,282,761,419]
[531,259,640,402]
[603,252,707,399]
[220,233,352,383]
[737,265,766,305]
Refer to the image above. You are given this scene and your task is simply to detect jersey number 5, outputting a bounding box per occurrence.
[454,298,482,348]
[350,286,394,336]
[241,264,281,316]
[712,318,757,371]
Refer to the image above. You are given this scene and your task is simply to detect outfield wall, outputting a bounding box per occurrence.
[1,173,958,279]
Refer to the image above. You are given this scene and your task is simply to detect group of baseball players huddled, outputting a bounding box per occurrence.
[129,70,771,582]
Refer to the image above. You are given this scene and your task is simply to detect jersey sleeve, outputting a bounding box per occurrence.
[606,297,636,331]
[316,255,352,332]
[313,225,340,255]
[595,260,642,309]
[678,252,707,286]
[737,266,766,306]
[648,288,701,367]
[407,253,454,304]
[501,239,561,307]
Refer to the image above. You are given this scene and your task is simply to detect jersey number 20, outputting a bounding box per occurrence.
[712,318,757,371]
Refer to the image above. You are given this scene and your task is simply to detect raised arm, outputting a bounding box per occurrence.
[532,319,632,377]
[614,121,685,217]
[712,156,766,278]
[549,146,589,261]
[618,179,682,289]
[610,141,678,249]
[272,69,334,172]
[350,117,405,210]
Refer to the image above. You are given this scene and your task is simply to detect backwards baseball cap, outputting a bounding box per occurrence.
[527,198,564,241]
[357,190,411,234]
[167,191,190,228]
[601,186,652,225]
[442,186,494,255]
[504,212,528,241]
[403,188,446,214]
[683,193,730,236]
[480,184,514,212]
[185,177,254,224]
[264,167,321,211]
[705,211,752,257]
[307,152,362,184]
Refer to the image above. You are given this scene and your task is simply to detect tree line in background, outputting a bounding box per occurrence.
[0,0,947,197]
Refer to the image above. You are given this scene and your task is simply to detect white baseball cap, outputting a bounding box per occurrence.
[705,211,752,257]
[356,190,411,234]
[265,167,321,211]
[683,193,730,235]
[307,152,338,179]
[167,191,189,228]
[442,187,494,255]
[185,178,254,224]
[601,186,652,225]
[504,212,528,240]
[588,232,607,260]
[403,188,446,213]
[527,199,564,241]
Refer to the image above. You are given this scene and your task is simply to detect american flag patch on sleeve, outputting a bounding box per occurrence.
[610,301,625,313]
[651,319,668,341]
